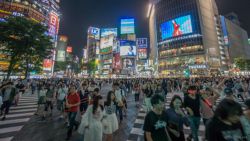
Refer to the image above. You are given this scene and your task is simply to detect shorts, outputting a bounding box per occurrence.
[45,101,53,111]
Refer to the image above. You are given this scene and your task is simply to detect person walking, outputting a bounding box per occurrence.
[0,82,17,120]
[143,94,172,141]
[83,95,104,141]
[65,85,80,140]
[103,91,119,141]
[166,95,189,141]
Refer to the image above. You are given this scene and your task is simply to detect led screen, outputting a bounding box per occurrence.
[138,49,147,59]
[101,28,117,37]
[161,15,193,40]
[120,40,136,56]
[121,18,135,34]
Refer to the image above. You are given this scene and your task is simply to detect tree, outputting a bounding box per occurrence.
[0,16,53,79]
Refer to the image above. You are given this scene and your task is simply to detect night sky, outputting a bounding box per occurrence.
[59,0,250,57]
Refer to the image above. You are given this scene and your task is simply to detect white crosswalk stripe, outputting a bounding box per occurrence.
[128,93,246,141]
[0,95,37,141]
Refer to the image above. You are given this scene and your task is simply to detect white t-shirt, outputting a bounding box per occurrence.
[57,88,68,101]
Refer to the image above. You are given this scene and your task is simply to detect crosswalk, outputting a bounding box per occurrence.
[0,95,38,141]
[127,93,246,141]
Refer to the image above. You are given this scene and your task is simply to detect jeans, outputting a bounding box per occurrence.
[116,106,123,121]
[67,112,78,138]
[188,116,200,141]
[1,100,12,115]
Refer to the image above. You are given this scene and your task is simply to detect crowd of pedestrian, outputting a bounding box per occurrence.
[0,76,249,141]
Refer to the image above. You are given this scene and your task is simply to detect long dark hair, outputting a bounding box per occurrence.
[93,95,103,114]
[169,95,183,109]
[104,91,114,106]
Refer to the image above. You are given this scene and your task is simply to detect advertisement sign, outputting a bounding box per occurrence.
[66,46,72,53]
[59,35,68,42]
[88,27,100,40]
[120,40,136,56]
[220,16,229,45]
[101,28,118,37]
[56,50,65,62]
[113,53,121,69]
[136,38,148,48]
[100,35,114,54]
[122,58,135,68]
[161,15,193,40]
[43,59,53,71]
[48,12,59,42]
[138,48,147,59]
[103,59,112,64]
[121,18,135,34]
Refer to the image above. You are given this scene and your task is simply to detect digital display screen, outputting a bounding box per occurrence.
[101,28,117,37]
[121,18,135,34]
[138,49,147,59]
[120,40,136,56]
[161,15,193,40]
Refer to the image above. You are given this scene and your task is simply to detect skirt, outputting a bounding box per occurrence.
[103,113,119,134]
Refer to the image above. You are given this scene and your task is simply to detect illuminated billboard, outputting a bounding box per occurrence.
[120,40,136,57]
[66,46,72,53]
[113,53,121,70]
[48,12,59,42]
[100,35,114,54]
[138,49,147,59]
[123,58,135,68]
[88,27,100,40]
[161,15,193,40]
[101,28,117,37]
[121,18,135,34]
[43,59,53,71]
[136,38,147,48]
[56,50,66,62]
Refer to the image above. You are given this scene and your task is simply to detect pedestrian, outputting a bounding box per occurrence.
[83,95,104,141]
[79,83,89,115]
[240,98,250,141]
[143,94,172,141]
[206,99,246,141]
[166,95,189,141]
[200,86,220,125]
[103,91,119,141]
[184,85,201,141]
[57,84,68,119]
[35,86,47,118]
[133,82,140,107]
[113,82,124,123]
[44,85,55,118]
[65,85,80,140]
[0,82,17,120]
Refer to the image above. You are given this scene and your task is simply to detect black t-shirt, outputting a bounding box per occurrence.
[184,94,201,117]
[206,117,246,141]
[143,110,170,141]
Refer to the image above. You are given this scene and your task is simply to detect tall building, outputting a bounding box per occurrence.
[56,35,68,62]
[87,27,100,76]
[221,15,250,63]
[0,0,60,74]
[148,0,223,77]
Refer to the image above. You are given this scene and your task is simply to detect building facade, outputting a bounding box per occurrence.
[149,0,223,77]
[0,0,60,75]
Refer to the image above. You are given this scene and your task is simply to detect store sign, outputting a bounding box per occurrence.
[88,27,100,40]
[188,65,206,69]
[136,38,147,48]
[12,12,24,17]
[66,46,72,53]
[43,59,53,71]
[48,12,59,42]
